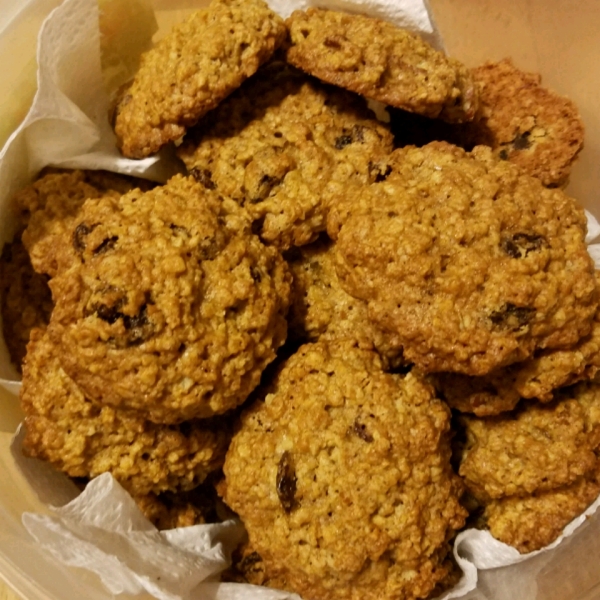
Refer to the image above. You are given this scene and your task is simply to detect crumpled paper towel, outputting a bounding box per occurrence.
[2,0,600,599]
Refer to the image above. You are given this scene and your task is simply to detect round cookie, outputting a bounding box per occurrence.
[466,59,585,188]
[220,339,466,600]
[178,63,393,249]
[21,328,230,497]
[113,0,286,158]
[48,175,290,423]
[458,380,600,502]
[328,142,597,376]
[285,8,478,123]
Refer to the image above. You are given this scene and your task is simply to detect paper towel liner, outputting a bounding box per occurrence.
[1,0,600,598]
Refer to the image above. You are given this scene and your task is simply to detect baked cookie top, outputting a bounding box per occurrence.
[285,8,478,123]
[328,142,597,376]
[178,63,393,249]
[286,236,404,367]
[482,462,600,553]
[47,174,290,423]
[458,380,600,502]
[436,302,600,416]
[21,328,230,497]
[466,59,585,187]
[113,0,286,158]
[221,339,465,600]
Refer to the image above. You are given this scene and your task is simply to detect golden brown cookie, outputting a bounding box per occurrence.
[47,175,290,423]
[178,63,393,249]
[466,59,585,187]
[113,0,286,158]
[285,8,478,123]
[434,298,600,416]
[0,238,53,372]
[458,380,600,502]
[21,329,230,497]
[220,339,466,600]
[481,465,600,553]
[328,143,597,376]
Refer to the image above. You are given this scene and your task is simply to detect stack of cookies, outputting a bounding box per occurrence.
[2,1,597,599]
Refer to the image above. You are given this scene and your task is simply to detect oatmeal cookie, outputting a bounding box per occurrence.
[286,236,404,367]
[435,299,600,415]
[178,63,393,249]
[113,0,286,158]
[481,464,600,553]
[220,339,466,600]
[48,175,290,423]
[285,8,478,123]
[21,329,230,497]
[0,238,53,372]
[458,380,600,502]
[465,59,584,187]
[328,143,597,376]
[14,169,152,277]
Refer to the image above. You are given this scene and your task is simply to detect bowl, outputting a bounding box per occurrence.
[1,1,599,599]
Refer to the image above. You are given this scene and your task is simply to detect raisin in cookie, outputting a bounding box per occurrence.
[328,142,597,376]
[220,339,466,600]
[48,175,290,423]
[178,63,393,249]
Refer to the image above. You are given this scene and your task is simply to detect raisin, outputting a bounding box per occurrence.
[334,125,366,149]
[512,131,531,150]
[350,419,374,443]
[122,304,153,346]
[95,301,153,346]
[489,303,535,330]
[250,174,281,204]
[335,134,353,149]
[93,235,118,256]
[73,222,97,253]
[95,303,122,325]
[502,233,548,258]
[190,168,216,190]
[276,451,297,513]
